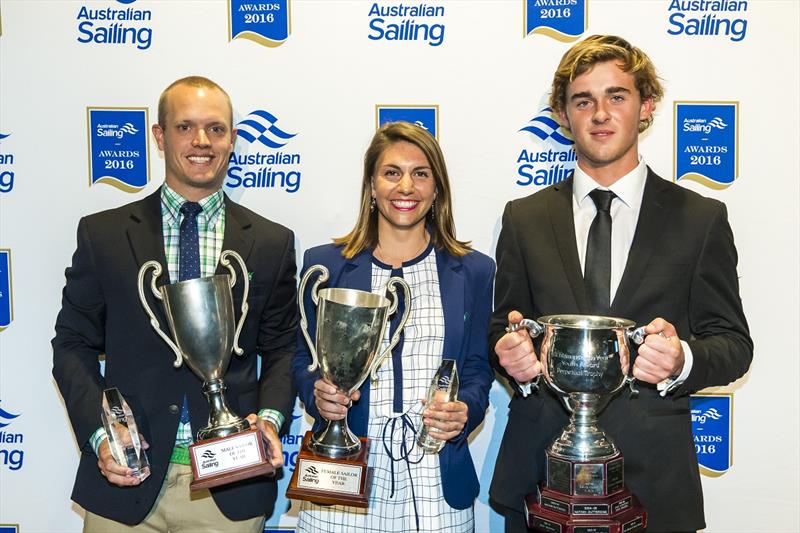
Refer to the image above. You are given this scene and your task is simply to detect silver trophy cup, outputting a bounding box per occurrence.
[138,250,251,440]
[299,264,411,458]
[510,314,646,461]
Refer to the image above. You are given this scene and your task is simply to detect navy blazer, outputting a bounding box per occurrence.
[292,243,495,509]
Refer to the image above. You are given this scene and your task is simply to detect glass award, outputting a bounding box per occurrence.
[101,387,151,481]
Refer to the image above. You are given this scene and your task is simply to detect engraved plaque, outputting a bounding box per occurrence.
[607,457,624,494]
[547,457,572,495]
[574,463,604,496]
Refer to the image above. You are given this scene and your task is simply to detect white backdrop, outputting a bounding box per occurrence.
[0,1,798,532]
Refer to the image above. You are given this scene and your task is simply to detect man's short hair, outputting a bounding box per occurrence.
[157,76,233,127]
[549,35,664,132]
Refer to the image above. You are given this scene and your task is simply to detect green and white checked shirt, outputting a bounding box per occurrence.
[90,184,284,464]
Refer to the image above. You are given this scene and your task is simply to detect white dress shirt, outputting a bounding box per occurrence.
[573,158,692,394]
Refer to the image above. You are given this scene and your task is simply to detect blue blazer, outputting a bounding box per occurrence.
[292,243,495,509]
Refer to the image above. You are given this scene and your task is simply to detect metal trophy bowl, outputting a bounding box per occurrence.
[287,264,410,508]
[512,314,649,532]
[299,264,411,458]
[137,250,273,490]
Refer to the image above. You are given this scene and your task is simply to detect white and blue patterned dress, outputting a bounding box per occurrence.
[297,244,474,532]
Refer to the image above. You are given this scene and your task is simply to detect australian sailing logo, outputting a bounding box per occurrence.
[87,107,150,192]
[516,106,576,187]
[524,0,586,42]
[674,101,738,189]
[376,105,439,140]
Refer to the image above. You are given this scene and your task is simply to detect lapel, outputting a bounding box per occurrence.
[547,177,587,312]
[127,188,170,285]
[216,195,256,276]
[610,169,671,314]
[436,250,465,361]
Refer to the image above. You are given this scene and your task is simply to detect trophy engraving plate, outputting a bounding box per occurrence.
[574,463,604,496]
[541,495,570,515]
[191,429,265,479]
[531,515,563,533]
[611,496,632,514]
[573,502,610,515]
[295,459,362,494]
[548,457,572,495]
[607,457,624,494]
[622,516,645,533]
[574,527,611,533]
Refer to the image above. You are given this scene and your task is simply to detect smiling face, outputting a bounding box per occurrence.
[559,60,653,185]
[152,84,236,201]
[371,140,437,237]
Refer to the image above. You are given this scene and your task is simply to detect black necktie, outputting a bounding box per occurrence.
[584,189,616,314]
[178,202,202,282]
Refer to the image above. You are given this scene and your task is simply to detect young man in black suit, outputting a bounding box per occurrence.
[489,35,752,532]
[53,77,297,532]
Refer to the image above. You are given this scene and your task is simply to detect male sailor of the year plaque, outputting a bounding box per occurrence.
[509,315,648,533]
[287,264,410,507]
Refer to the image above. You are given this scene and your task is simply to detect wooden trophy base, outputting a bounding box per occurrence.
[286,431,373,508]
[525,451,646,533]
[189,426,274,491]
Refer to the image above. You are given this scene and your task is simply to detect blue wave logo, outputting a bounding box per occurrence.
[236,110,296,149]
[707,117,728,130]
[0,403,20,429]
[519,108,573,145]
[0,133,10,140]
[116,0,137,3]
[119,123,139,136]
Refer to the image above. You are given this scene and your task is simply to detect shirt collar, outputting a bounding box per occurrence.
[160,184,225,228]
[573,157,648,210]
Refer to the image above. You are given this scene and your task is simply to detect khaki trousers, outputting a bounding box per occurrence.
[84,463,265,533]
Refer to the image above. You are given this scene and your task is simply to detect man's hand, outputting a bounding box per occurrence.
[422,399,469,442]
[633,317,686,384]
[495,310,542,383]
[97,436,149,487]
[313,378,360,421]
[247,414,284,469]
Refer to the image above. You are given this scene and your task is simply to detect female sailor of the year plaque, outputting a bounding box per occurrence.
[287,264,410,507]
[509,315,649,533]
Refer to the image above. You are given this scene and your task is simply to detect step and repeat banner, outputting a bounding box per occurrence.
[0,1,798,531]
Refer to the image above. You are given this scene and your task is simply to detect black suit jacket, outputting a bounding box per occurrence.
[52,188,298,524]
[488,170,752,532]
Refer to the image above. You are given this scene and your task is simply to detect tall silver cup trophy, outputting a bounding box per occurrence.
[287,264,410,507]
[138,250,273,491]
[510,314,648,533]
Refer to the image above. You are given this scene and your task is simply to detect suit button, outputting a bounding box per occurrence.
[168,404,179,415]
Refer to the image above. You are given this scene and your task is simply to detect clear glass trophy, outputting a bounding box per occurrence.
[101,388,150,481]
[418,358,459,454]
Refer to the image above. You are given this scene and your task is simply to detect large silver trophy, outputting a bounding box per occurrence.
[287,264,410,507]
[510,314,648,532]
[137,250,273,491]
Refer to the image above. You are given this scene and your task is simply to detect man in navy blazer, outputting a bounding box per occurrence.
[293,243,495,509]
[52,77,297,531]
[490,36,752,532]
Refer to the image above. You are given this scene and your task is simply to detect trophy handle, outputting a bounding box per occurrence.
[369,276,411,383]
[220,250,249,357]
[624,326,648,397]
[137,260,183,368]
[506,318,545,391]
[298,264,330,373]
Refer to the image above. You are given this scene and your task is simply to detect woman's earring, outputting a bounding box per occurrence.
[370,197,376,212]
[429,200,436,220]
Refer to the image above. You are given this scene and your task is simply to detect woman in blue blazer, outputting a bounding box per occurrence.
[292,121,494,532]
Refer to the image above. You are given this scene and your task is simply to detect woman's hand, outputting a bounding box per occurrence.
[314,378,360,421]
[421,399,469,441]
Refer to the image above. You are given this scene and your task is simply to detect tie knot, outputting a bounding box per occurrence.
[588,189,616,213]
[180,201,202,219]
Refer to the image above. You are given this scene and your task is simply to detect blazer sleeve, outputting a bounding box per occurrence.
[682,203,753,391]
[256,229,299,429]
[489,200,535,392]
[51,217,107,449]
[453,254,496,443]
[291,249,323,423]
